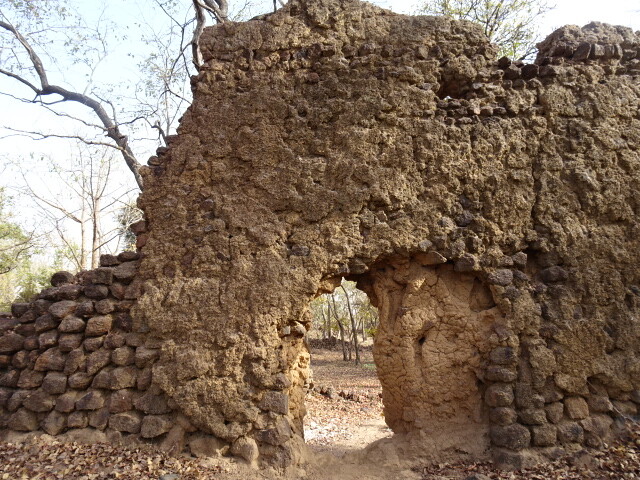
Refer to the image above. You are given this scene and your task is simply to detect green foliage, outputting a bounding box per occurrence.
[0,187,31,275]
[417,0,553,59]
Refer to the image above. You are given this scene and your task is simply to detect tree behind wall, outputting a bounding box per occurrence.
[416,0,554,59]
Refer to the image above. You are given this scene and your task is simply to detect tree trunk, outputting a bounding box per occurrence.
[331,293,348,361]
[341,284,360,365]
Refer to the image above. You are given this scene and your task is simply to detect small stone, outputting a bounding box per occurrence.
[545,402,564,424]
[92,268,114,285]
[11,303,30,318]
[34,348,65,371]
[141,415,173,438]
[95,299,115,315]
[76,391,106,410]
[135,347,160,368]
[112,346,135,366]
[8,408,38,431]
[84,284,110,299]
[454,253,478,272]
[108,389,134,413]
[490,347,517,365]
[51,271,75,287]
[0,332,25,354]
[565,396,589,420]
[137,368,152,390]
[557,421,584,443]
[56,392,79,412]
[57,285,82,300]
[58,333,83,353]
[231,436,259,464]
[6,390,29,412]
[113,262,138,282]
[540,266,568,283]
[532,424,557,447]
[85,316,113,337]
[38,329,58,349]
[86,349,111,376]
[485,384,514,407]
[89,407,110,430]
[17,370,44,388]
[0,369,20,388]
[42,371,67,394]
[573,42,592,61]
[134,392,171,414]
[23,391,55,412]
[109,411,142,433]
[75,302,95,317]
[64,349,86,375]
[518,409,547,425]
[34,314,58,333]
[110,367,137,390]
[68,372,94,390]
[42,410,66,435]
[113,313,133,331]
[259,391,289,414]
[58,316,85,333]
[11,351,29,369]
[23,336,39,350]
[488,269,513,286]
[489,407,517,426]
[67,411,88,428]
[34,300,52,315]
[485,366,517,382]
[118,251,139,262]
[104,332,126,349]
[92,370,112,389]
[100,254,120,266]
[490,424,531,450]
[49,300,77,319]
[83,336,104,351]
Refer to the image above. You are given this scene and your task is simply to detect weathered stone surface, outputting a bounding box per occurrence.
[58,316,85,333]
[51,271,75,287]
[42,410,66,435]
[557,421,584,444]
[113,262,138,282]
[111,346,135,366]
[259,391,289,415]
[58,333,83,352]
[134,392,171,415]
[565,396,589,420]
[532,424,557,447]
[85,316,113,337]
[108,390,134,414]
[485,384,514,407]
[68,372,93,390]
[76,391,106,411]
[56,392,79,413]
[188,434,226,457]
[49,301,77,319]
[134,347,159,368]
[92,268,114,285]
[34,348,65,371]
[140,415,173,438]
[64,349,85,375]
[38,330,58,349]
[34,314,57,333]
[42,372,67,394]
[0,332,24,354]
[86,349,111,376]
[490,424,531,451]
[67,411,88,429]
[8,408,38,431]
[109,367,137,390]
[83,336,104,351]
[23,391,55,412]
[17,370,44,388]
[88,407,110,430]
[518,409,547,425]
[109,411,142,433]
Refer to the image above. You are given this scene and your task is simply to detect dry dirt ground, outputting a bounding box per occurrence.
[1,344,639,479]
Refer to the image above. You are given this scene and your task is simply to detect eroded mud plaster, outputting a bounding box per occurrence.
[2,0,640,471]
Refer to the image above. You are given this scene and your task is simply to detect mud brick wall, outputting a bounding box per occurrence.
[2,0,640,471]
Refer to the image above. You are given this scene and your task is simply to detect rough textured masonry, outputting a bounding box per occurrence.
[2,0,640,471]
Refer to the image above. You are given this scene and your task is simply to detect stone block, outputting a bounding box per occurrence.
[99,254,119,267]
[91,370,112,389]
[532,424,557,447]
[84,284,110,299]
[485,383,514,407]
[23,391,55,412]
[134,392,171,415]
[113,261,138,282]
[42,371,67,394]
[68,372,93,390]
[56,392,79,413]
[11,303,30,318]
[34,348,65,371]
[490,424,531,450]
[612,400,637,416]
[545,402,564,424]
[67,411,88,429]
[86,349,111,375]
[93,268,114,285]
[89,407,110,430]
[17,369,44,388]
[135,347,160,368]
[34,314,58,333]
[11,351,29,369]
[488,269,513,286]
[6,390,29,412]
[76,391,106,410]
[110,367,138,390]
[34,300,52,316]
[141,415,173,438]
[95,299,115,315]
[83,336,104,351]
[64,349,86,375]
[112,346,135,366]
[557,421,584,444]
[42,410,66,435]
[485,366,517,383]
[0,332,25,354]
[108,389,135,413]
[57,285,82,301]
[75,302,94,317]
[58,316,85,333]
[85,316,113,337]
[49,301,77,319]
[137,368,152,390]
[8,408,38,431]
[59,333,83,352]
[565,396,589,420]
[259,391,289,414]
[518,409,547,425]
[109,411,142,433]
[23,336,39,350]
[51,271,75,287]
[0,369,20,388]
[14,323,35,337]
[38,330,58,349]
[230,437,259,464]
[490,347,517,365]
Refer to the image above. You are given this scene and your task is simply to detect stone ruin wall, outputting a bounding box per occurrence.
[2,0,640,471]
